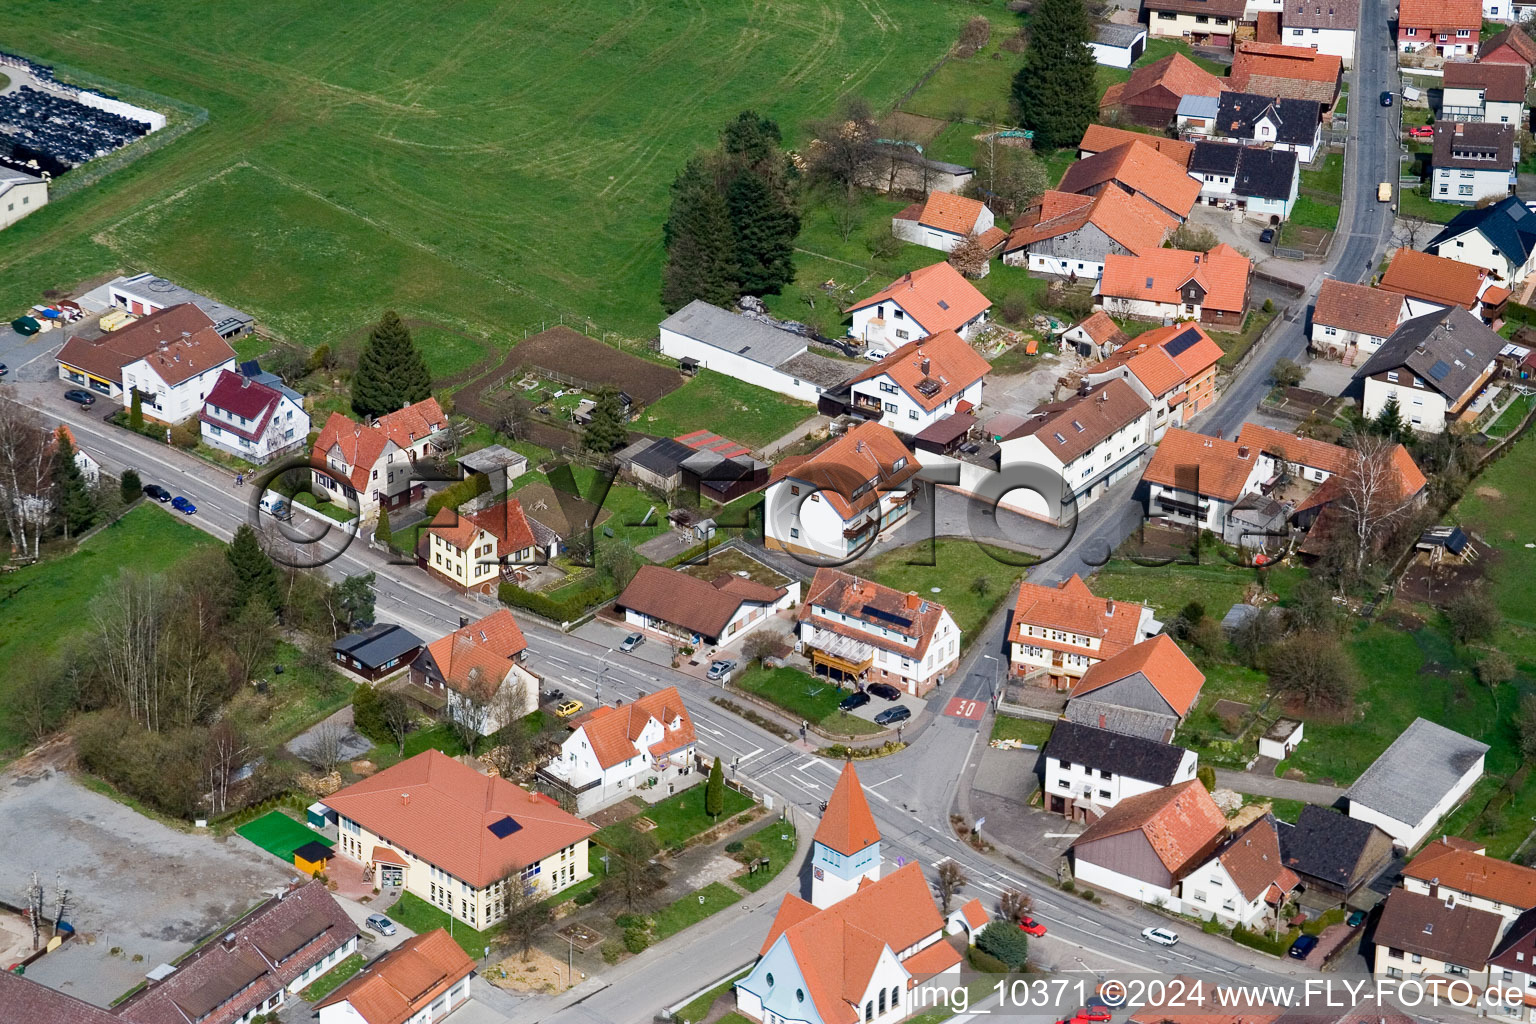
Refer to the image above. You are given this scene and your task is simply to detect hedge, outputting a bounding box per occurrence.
[1504,301,1536,327]
[425,472,490,517]
[499,580,618,624]
[1232,924,1299,957]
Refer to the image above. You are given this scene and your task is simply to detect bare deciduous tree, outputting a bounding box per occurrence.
[947,233,992,279]
[1336,432,1420,574]
[94,571,171,732]
[804,98,879,194]
[380,691,416,758]
[227,599,279,689]
[305,721,347,774]
[204,720,252,816]
[0,403,54,562]
[498,874,553,960]
[935,859,970,914]
[1394,213,1431,250]
[449,668,493,756]
[999,887,1032,924]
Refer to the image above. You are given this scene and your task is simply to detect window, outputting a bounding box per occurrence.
[895,330,909,340]
[1460,185,1475,196]
[891,987,900,1010]
[1158,10,1176,17]
[790,485,800,496]
[879,989,887,1015]
[1387,371,1399,383]
[1389,948,1405,959]
[866,1001,875,1022]
[1324,326,1337,335]
[884,402,897,413]
[908,409,919,420]
[789,528,799,538]
[1457,28,1470,36]
[893,309,905,319]
[1195,13,1209,21]
[1439,185,1450,195]
[1406,27,1417,34]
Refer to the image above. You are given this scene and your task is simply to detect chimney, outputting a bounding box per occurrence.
[1105,599,1116,615]
[905,591,920,610]
[921,357,931,375]
[221,932,237,952]
[1099,713,1107,729]
[1456,123,1465,136]
[400,792,410,806]
[241,377,251,388]
[1238,445,1250,458]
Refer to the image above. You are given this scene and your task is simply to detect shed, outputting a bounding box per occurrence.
[332,624,425,682]
[306,802,335,830]
[912,412,978,455]
[1417,525,1470,557]
[1090,23,1148,68]
[619,437,697,492]
[457,445,529,492]
[1258,717,1304,760]
[293,840,336,877]
[1343,718,1489,849]
[1221,603,1261,635]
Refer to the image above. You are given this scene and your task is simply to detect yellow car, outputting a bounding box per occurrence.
[555,699,584,719]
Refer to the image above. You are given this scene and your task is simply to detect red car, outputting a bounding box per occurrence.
[1018,915,1047,936]
[1077,1008,1113,1023]
[1408,125,1434,139]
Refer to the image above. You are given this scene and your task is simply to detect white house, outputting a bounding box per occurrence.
[1042,721,1198,821]
[1204,92,1325,162]
[845,330,990,434]
[199,368,309,464]
[1402,837,1536,924]
[409,609,539,738]
[1001,187,1176,281]
[0,168,47,231]
[310,398,448,518]
[1180,815,1300,929]
[1282,0,1360,64]
[845,262,991,356]
[891,190,1003,254]
[1069,780,1228,911]
[102,272,255,339]
[1431,121,1517,207]
[1187,142,1300,220]
[1344,717,1489,849]
[797,569,961,697]
[1378,247,1492,318]
[1090,23,1149,66]
[51,426,99,486]
[1426,196,1536,287]
[315,930,474,1024]
[1309,278,1410,364]
[546,686,698,815]
[1141,428,1265,533]
[1441,61,1527,125]
[658,300,851,405]
[763,421,918,560]
[1009,574,1158,690]
[1354,307,1505,433]
[614,564,796,649]
[119,321,238,425]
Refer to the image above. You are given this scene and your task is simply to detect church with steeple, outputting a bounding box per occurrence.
[811,760,883,908]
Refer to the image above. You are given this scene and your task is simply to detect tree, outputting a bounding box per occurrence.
[1167,223,1220,252]
[596,540,641,590]
[129,390,144,431]
[1228,608,1280,668]
[1270,359,1306,388]
[742,631,779,665]
[379,691,416,757]
[720,111,784,173]
[0,402,54,562]
[804,98,880,193]
[492,392,533,441]
[327,572,377,634]
[976,918,1030,970]
[119,468,143,505]
[1196,764,1217,792]
[51,428,94,540]
[374,506,394,548]
[304,721,348,774]
[203,720,251,816]
[1477,649,1517,687]
[706,756,725,820]
[353,684,387,742]
[999,888,1032,924]
[1334,433,1419,574]
[1394,213,1432,250]
[1371,394,1412,442]
[1265,631,1357,710]
[93,570,172,731]
[970,574,992,599]
[1446,586,1500,644]
[947,233,992,279]
[662,158,742,312]
[581,387,631,453]
[228,599,279,687]
[351,311,432,419]
[971,144,1049,216]
[1519,694,1536,762]
[487,716,536,783]
[227,524,282,615]
[500,875,553,960]
[1012,0,1098,151]
[604,823,665,910]
[728,170,798,297]
[935,859,969,914]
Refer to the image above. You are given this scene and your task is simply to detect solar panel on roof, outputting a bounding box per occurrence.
[1164,327,1201,357]
[1428,360,1451,381]
[488,815,522,838]
[863,604,913,629]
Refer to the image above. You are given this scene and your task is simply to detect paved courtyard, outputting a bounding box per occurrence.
[0,768,292,1007]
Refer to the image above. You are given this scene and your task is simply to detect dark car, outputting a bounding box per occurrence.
[541,687,566,704]
[171,496,197,515]
[64,389,96,406]
[839,690,871,712]
[1380,91,1393,107]
[1259,228,1275,244]
[1347,909,1366,928]
[873,705,911,726]
[0,363,8,377]
[867,682,902,700]
[143,484,172,502]
[1288,934,1319,960]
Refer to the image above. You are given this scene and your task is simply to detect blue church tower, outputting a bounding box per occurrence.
[810,760,882,908]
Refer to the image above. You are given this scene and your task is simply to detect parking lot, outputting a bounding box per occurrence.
[0,767,292,1007]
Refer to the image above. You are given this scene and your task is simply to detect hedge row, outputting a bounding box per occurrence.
[499,580,618,624]
[425,472,490,517]
[1232,924,1299,957]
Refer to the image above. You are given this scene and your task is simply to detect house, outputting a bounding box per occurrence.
[315,929,475,1024]
[845,262,992,357]
[320,749,595,926]
[1142,428,1264,533]
[1402,837,1536,923]
[1063,634,1206,742]
[1379,248,1492,316]
[1344,717,1489,849]
[50,424,99,485]
[1309,278,1410,364]
[1099,53,1229,127]
[0,167,47,230]
[1179,815,1300,929]
[1397,0,1482,57]
[1077,322,1226,437]
[410,609,539,736]
[1001,187,1177,281]
[993,378,1154,524]
[1096,245,1253,327]
[117,321,238,425]
[57,303,234,408]
[421,499,542,592]
[659,300,853,404]
[1372,888,1503,982]
[1061,310,1130,360]
[1442,62,1527,125]
[1279,805,1395,906]
[615,564,796,648]
[846,331,990,434]
[796,569,961,696]
[310,399,449,519]
[890,191,1004,254]
[763,421,918,559]
[0,972,120,1024]
[1078,124,1195,166]
[199,368,309,464]
[1432,122,1517,206]
[1186,142,1300,220]
[332,623,424,681]
[1069,780,1228,909]
[1229,42,1342,106]
[1480,26,1536,71]
[114,881,358,1024]
[1058,142,1203,222]
[103,272,256,339]
[1258,717,1304,760]
[1090,23,1148,67]
[1176,94,1223,136]
[1427,196,1536,287]
[1353,307,1505,432]
[1141,0,1246,48]
[1281,0,1359,63]
[1043,721,1198,821]
[1203,91,1325,162]
[1009,574,1157,688]
[1486,907,1536,1012]
[544,686,698,815]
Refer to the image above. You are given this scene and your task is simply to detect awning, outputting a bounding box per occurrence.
[371,845,408,867]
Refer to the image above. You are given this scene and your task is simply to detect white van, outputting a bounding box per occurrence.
[259,491,292,520]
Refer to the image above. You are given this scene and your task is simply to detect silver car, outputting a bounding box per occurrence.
[365,913,397,935]
[1141,926,1179,947]
[619,632,645,653]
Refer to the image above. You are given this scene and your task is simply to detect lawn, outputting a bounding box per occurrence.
[1210,308,1276,369]
[300,953,366,1002]
[649,881,744,941]
[633,370,816,450]
[292,490,358,524]
[864,539,1029,639]
[0,503,217,758]
[734,819,801,893]
[675,969,753,1024]
[510,463,667,550]
[1090,557,1263,622]
[388,891,498,957]
[1397,187,1462,224]
[900,15,1024,125]
[237,810,334,862]
[1486,393,1535,438]
[1288,195,1340,232]
[990,717,1053,746]
[732,664,886,737]
[0,0,971,349]
[1299,153,1343,198]
[595,785,755,851]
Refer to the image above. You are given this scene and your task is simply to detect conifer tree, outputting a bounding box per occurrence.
[1373,394,1411,442]
[1012,0,1098,151]
[706,756,725,820]
[728,171,799,296]
[120,468,142,505]
[581,387,631,453]
[129,390,144,431]
[351,311,432,419]
[52,429,94,539]
[227,523,282,615]
[662,160,742,312]
[374,506,393,548]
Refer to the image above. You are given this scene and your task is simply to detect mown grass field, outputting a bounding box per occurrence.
[0,0,977,359]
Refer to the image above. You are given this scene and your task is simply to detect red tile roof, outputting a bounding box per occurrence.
[1231,42,1343,88]
[1379,248,1488,310]
[1404,839,1536,909]
[616,564,786,641]
[420,608,529,701]
[848,330,991,411]
[845,262,992,334]
[1058,143,1202,219]
[56,303,221,387]
[957,897,989,929]
[374,398,447,449]
[1236,422,1350,476]
[1398,0,1480,31]
[1099,245,1252,315]
[1004,186,1177,258]
[1072,780,1227,877]
[1074,311,1129,349]
[1069,634,1205,717]
[815,761,882,856]
[131,323,236,388]
[1142,427,1257,502]
[313,411,394,492]
[1482,26,1536,65]
[1215,815,1300,903]
[0,972,121,1024]
[1084,323,1223,397]
[1312,279,1406,338]
[1011,574,1148,659]
[315,929,474,1024]
[371,845,408,866]
[674,428,751,458]
[768,421,917,520]
[798,567,954,663]
[915,191,989,234]
[569,685,696,769]
[1078,124,1196,167]
[1443,61,1528,103]
[425,498,538,558]
[322,750,594,888]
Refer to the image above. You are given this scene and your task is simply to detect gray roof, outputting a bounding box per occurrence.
[1177,94,1222,119]
[627,437,695,477]
[332,623,423,668]
[1044,720,1190,785]
[778,351,858,388]
[1063,701,1174,742]
[659,300,808,368]
[1353,307,1505,402]
[679,448,767,478]
[111,273,255,335]
[1344,717,1489,826]
[1285,0,1360,29]
[1094,23,1147,47]
[0,166,45,191]
[458,444,529,475]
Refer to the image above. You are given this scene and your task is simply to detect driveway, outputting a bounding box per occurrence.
[1299,356,1357,397]
[1212,768,1345,805]
[287,705,372,765]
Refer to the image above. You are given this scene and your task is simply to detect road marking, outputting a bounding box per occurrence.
[736,747,763,764]
[864,774,903,789]
[866,789,890,803]
[942,697,986,720]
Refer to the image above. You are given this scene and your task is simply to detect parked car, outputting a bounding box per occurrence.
[867,682,901,700]
[1018,915,1047,937]
[873,705,911,726]
[365,913,396,935]
[706,659,737,680]
[619,632,645,653]
[555,699,584,718]
[171,496,197,515]
[143,484,172,502]
[1077,1007,1112,1023]
[64,389,95,406]
[1259,228,1275,244]
[1288,934,1319,960]
[839,690,871,711]
[1380,91,1394,106]
[1347,909,1366,928]
[1408,125,1434,139]
[541,687,566,704]
[0,363,8,377]
[1141,926,1179,946]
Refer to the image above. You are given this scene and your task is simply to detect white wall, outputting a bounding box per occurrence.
[1017,251,1108,280]
[202,393,309,464]
[1433,165,1513,205]
[1074,857,1181,909]
[1044,748,1197,813]
[1089,39,1142,68]
[658,326,824,404]
[1283,26,1357,63]
[1436,227,1533,283]
[122,357,235,423]
[850,374,983,433]
[1361,376,1452,432]
[1349,755,1485,848]
[0,179,47,231]
[849,299,933,356]
[1180,858,1270,928]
